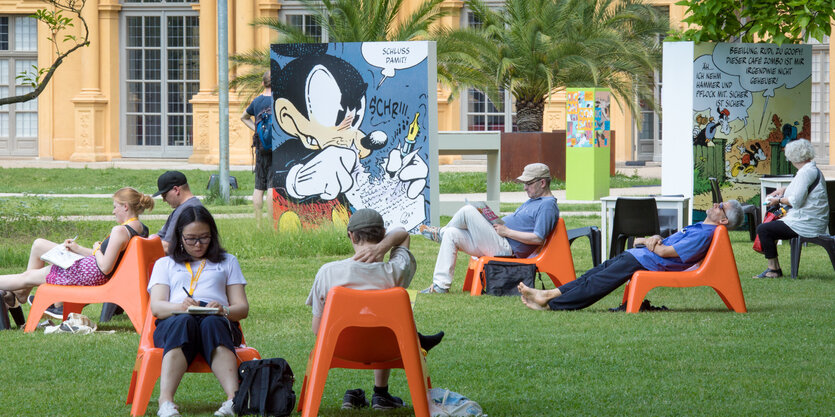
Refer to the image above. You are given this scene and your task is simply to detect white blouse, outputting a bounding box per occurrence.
[781,161,829,237]
[147,254,247,306]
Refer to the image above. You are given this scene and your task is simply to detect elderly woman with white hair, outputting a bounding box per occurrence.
[755,139,829,278]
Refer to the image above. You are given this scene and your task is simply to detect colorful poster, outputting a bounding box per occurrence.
[268,42,432,232]
[566,88,609,147]
[691,42,811,215]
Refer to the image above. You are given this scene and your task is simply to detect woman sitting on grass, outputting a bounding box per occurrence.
[0,187,153,310]
[147,206,248,417]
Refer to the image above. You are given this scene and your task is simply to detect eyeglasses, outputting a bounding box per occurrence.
[718,202,727,219]
[525,178,542,186]
[182,236,211,246]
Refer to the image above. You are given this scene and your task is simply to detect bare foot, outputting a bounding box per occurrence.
[517,282,558,310]
[520,294,550,311]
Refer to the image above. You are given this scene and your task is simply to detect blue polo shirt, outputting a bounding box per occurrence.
[627,222,716,272]
[503,196,559,258]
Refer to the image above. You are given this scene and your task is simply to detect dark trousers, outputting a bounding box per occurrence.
[756,220,797,259]
[153,314,242,366]
[548,252,644,310]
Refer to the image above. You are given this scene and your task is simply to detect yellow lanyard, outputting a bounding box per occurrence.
[185,259,207,296]
[94,217,140,255]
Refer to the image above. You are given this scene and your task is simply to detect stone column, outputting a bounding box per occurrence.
[189,0,220,164]
[70,0,111,161]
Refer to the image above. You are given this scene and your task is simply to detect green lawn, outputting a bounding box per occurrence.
[1,209,833,416]
[0,167,659,196]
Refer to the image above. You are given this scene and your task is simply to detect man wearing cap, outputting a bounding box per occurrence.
[306,208,443,410]
[419,163,559,293]
[152,170,204,253]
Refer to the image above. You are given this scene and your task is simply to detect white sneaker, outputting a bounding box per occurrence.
[157,401,181,417]
[214,399,235,416]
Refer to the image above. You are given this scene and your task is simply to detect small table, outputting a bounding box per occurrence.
[600,195,691,261]
[759,175,794,221]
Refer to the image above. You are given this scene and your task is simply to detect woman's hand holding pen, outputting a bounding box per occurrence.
[180,287,199,310]
[63,235,80,253]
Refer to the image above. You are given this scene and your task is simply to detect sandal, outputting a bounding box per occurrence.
[753,268,783,278]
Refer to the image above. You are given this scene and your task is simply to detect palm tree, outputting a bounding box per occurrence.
[229,0,450,101]
[454,0,669,132]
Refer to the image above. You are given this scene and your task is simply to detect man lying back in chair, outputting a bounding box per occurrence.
[306,208,444,411]
[519,200,743,311]
[419,163,560,293]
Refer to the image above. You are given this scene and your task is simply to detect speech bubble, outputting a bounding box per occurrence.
[361,41,428,87]
[693,55,752,127]
[713,43,811,98]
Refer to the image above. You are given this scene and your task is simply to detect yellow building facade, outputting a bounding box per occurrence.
[1,0,832,165]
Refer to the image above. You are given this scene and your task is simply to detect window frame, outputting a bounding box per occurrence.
[0,15,39,156]
[119,4,199,158]
[459,4,516,132]
[279,1,327,42]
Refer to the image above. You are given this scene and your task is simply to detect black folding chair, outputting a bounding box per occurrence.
[567,226,601,267]
[789,180,835,278]
[609,198,660,259]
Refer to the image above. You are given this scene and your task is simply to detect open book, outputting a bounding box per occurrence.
[40,245,85,269]
[468,200,504,225]
[172,305,221,315]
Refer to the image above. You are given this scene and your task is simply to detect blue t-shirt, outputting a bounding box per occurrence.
[502,196,559,258]
[627,222,717,272]
[246,94,272,117]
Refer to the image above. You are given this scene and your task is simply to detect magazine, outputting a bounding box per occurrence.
[467,200,504,225]
[40,245,85,269]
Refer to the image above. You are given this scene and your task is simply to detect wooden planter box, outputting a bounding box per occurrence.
[500,131,615,182]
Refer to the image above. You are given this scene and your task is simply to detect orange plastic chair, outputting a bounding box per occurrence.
[126,307,261,417]
[25,235,165,333]
[462,217,576,295]
[297,287,430,417]
[621,225,747,313]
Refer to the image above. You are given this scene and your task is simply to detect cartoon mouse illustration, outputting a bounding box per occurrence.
[269,44,428,223]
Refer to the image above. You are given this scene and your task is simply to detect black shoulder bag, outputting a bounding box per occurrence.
[481,260,544,296]
[233,358,296,417]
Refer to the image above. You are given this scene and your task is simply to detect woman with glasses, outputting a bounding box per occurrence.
[147,205,249,417]
[754,139,829,278]
[0,187,153,311]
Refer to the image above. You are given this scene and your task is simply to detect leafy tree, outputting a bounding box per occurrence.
[451,0,669,132]
[671,0,835,45]
[0,0,89,106]
[229,0,450,101]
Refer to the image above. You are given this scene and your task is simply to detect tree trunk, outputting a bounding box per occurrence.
[515,98,545,132]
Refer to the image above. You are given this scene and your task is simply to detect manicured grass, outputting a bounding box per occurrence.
[0,167,257,196]
[0,167,659,197]
[1,211,833,416]
[0,196,255,217]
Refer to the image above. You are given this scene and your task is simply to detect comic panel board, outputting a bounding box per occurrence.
[691,42,811,220]
[267,42,434,232]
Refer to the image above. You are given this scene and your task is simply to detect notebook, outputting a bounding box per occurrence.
[40,245,85,269]
[172,305,222,315]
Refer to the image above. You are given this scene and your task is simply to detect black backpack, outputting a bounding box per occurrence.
[233,358,296,416]
[481,260,544,296]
